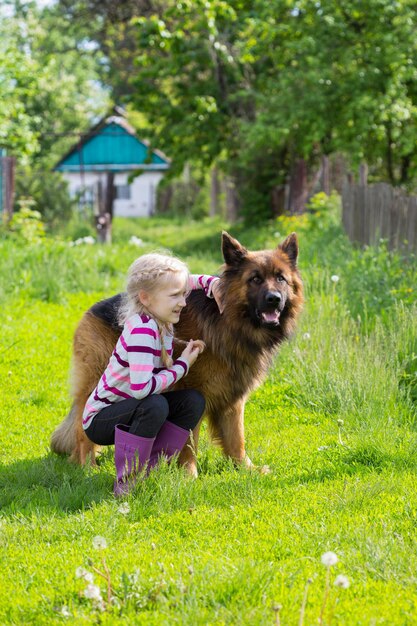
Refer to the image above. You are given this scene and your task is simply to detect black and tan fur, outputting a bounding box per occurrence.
[51,232,303,476]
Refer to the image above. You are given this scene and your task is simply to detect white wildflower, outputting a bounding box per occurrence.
[303,332,311,340]
[321,551,338,566]
[92,535,107,550]
[84,584,103,601]
[129,235,144,247]
[70,236,95,246]
[334,574,350,588]
[60,606,71,617]
[118,502,130,515]
[75,567,93,583]
[273,231,281,238]
[331,274,340,283]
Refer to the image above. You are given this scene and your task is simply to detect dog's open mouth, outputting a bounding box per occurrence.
[256,309,281,325]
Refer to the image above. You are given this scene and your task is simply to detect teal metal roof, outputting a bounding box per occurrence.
[55,118,169,172]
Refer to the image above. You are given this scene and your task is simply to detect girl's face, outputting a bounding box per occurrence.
[139,272,188,325]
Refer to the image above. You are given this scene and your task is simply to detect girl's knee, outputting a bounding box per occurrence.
[145,394,169,419]
[132,394,169,433]
[186,389,206,420]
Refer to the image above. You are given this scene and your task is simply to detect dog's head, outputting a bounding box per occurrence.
[220,231,303,331]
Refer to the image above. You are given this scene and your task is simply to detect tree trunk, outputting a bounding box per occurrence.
[271,185,287,217]
[225,175,239,222]
[210,165,220,217]
[288,158,308,214]
[322,155,330,195]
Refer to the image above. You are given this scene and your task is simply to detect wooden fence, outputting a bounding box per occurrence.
[342,181,417,253]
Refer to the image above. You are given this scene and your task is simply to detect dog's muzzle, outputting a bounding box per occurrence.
[256,291,283,326]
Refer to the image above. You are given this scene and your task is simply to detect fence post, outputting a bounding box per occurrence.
[359,163,368,186]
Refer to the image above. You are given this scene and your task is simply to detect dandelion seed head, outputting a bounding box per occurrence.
[75,566,93,583]
[321,551,338,566]
[92,535,107,550]
[303,332,311,340]
[84,584,102,601]
[331,274,340,283]
[118,502,130,515]
[334,574,350,588]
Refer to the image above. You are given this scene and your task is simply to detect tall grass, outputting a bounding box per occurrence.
[1,200,417,624]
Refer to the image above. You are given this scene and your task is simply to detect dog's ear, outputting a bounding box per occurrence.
[222,231,248,266]
[279,232,298,268]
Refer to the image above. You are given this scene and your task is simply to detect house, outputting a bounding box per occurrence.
[54,107,170,217]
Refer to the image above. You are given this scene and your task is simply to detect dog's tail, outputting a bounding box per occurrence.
[50,404,77,456]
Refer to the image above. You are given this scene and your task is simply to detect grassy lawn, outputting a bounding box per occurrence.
[0,204,416,624]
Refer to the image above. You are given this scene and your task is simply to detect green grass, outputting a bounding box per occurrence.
[0,205,416,624]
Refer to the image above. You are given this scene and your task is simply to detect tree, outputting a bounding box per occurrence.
[52,0,417,219]
[1,1,109,168]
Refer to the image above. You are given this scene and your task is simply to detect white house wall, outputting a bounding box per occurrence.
[63,171,164,217]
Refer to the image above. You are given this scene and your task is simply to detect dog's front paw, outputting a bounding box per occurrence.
[244,455,272,475]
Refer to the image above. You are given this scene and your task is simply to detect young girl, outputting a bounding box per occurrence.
[82,253,219,496]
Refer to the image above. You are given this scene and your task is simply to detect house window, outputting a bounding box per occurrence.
[75,186,94,209]
[115,184,131,200]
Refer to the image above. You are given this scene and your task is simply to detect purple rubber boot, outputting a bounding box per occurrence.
[147,420,191,472]
[114,425,155,497]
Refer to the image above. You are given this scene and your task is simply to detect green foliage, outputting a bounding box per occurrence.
[157,174,210,220]
[14,167,75,230]
[114,0,417,217]
[3,200,46,243]
[0,2,109,166]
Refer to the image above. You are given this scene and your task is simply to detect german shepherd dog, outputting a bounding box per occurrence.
[51,232,303,476]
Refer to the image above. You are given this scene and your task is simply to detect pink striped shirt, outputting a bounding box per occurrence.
[82,274,218,429]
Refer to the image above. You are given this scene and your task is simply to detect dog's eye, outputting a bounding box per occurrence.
[276,274,285,283]
[250,275,262,284]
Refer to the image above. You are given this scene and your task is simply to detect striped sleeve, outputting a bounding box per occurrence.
[126,321,189,397]
[188,274,219,297]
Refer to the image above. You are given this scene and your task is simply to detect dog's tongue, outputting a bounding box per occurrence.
[262,311,280,324]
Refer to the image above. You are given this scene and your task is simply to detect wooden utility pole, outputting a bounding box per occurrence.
[0,154,16,223]
[95,173,115,243]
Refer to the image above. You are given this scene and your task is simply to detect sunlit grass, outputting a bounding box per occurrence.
[0,211,416,624]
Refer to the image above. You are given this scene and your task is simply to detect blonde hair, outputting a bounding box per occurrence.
[118,253,189,367]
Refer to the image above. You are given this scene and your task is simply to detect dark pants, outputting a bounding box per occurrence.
[84,389,205,445]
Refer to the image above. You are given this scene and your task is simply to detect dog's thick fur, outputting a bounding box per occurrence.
[51,232,303,475]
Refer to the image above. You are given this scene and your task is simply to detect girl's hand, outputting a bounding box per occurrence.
[181,340,203,367]
[192,339,206,354]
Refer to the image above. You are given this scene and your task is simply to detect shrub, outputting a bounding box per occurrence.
[3,199,46,243]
